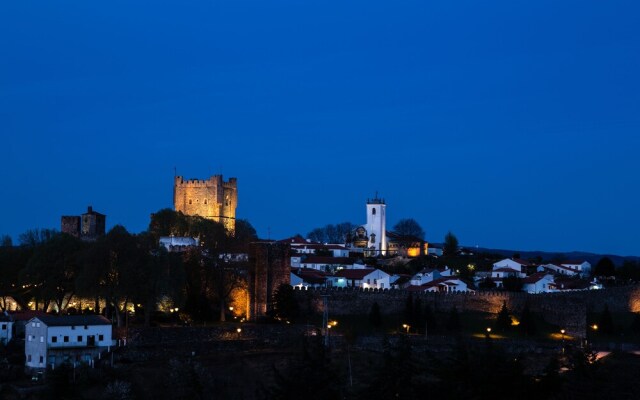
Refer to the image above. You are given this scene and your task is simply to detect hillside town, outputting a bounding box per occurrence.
[0,176,639,400]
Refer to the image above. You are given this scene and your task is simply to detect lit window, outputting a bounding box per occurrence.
[40,336,43,343]
[36,322,40,328]
[28,335,32,341]
[31,322,35,327]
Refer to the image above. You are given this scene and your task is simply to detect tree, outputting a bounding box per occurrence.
[443,231,458,257]
[598,304,614,335]
[518,303,537,336]
[18,228,57,247]
[273,283,299,322]
[594,257,615,277]
[369,301,382,329]
[306,222,355,243]
[495,301,512,332]
[502,276,523,292]
[446,306,461,331]
[392,219,425,239]
[0,235,11,247]
[403,293,414,328]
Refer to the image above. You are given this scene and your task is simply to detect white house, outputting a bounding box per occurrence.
[159,236,200,252]
[408,277,471,293]
[410,268,441,286]
[427,244,443,257]
[290,268,328,289]
[331,268,390,289]
[299,256,355,273]
[25,315,113,370]
[522,272,555,294]
[491,258,528,279]
[0,312,13,344]
[539,263,578,277]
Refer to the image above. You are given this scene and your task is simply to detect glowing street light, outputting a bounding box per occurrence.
[402,324,410,334]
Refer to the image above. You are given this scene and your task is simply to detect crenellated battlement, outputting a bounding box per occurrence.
[173,174,238,233]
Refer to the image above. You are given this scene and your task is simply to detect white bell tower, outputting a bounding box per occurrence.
[365,194,386,256]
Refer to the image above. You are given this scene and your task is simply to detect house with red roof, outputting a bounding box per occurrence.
[407,277,471,293]
[331,268,390,289]
[290,268,328,289]
[522,272,555,294]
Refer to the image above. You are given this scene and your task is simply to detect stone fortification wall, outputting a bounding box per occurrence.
[294,285,640,338]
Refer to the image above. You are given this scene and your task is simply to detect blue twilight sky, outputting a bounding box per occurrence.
[1,1,639,256]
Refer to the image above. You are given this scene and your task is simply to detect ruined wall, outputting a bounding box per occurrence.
[61,216,80,238]
[173,175,237,233]
[293,285,640,338]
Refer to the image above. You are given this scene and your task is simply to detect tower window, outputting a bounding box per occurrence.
[204,199,207,204]
[189,200,192,205]
[372,208,376,215]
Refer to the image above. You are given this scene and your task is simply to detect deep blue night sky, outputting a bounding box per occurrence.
[1,1,639,255]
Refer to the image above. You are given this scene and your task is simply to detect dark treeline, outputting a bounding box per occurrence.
[0,209,258,326]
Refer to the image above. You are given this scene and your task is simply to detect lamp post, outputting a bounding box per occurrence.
[560,329,566,353]
[402,324,410,334]
[486,327,492,339]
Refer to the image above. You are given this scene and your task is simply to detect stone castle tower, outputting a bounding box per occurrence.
[365,196,387,256]
[173,175,238,233]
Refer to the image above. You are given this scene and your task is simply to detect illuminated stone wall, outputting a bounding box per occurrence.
[173,175,237,233]
[293,285,640,338]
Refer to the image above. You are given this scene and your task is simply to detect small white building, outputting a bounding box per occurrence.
[25,315,113,370]
[491,258,528,280]
[0,312,13,344]
[408,277,471,293]
[331,268,390,289]
[159,236,200,252]
[522,272,555,294]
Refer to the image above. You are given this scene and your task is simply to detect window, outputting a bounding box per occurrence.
[77,336,83,342]
[98,335,104,341]
[1,324,5,330]
[39,356,43,364]
[71,326,75,330]
[372,208,376,215]
[36,322,40,328]
[40,336,44,343]
[52,337,57,343]
[84,325,88,329]
[31,322,35,327]
[64,336,69,343]
[27,355,31,362]
[189,199,192,204]
[204,199,207,204]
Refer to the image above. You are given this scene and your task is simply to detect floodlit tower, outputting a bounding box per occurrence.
[365,194,386,256]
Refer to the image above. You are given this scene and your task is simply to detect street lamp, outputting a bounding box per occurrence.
[486,327,492,338]
[402,324,410,334]
[560,329,566,353]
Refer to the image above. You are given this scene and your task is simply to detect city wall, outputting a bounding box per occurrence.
[293,285,640,338]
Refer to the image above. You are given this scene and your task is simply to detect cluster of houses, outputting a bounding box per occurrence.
[288,236,600,294]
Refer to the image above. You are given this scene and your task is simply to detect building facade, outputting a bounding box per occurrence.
[173,175,238,233]
[61,206,106,241]
[25,315,113,370]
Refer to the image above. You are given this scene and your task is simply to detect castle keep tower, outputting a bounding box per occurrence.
[173,175,238,233]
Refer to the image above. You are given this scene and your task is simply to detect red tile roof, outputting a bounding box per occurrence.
[522,272,552,284]
[301,256,355,265]
[334,269,375,280]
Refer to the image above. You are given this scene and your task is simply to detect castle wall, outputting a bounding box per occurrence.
[248,242,291,320]
[293,285,640,338]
